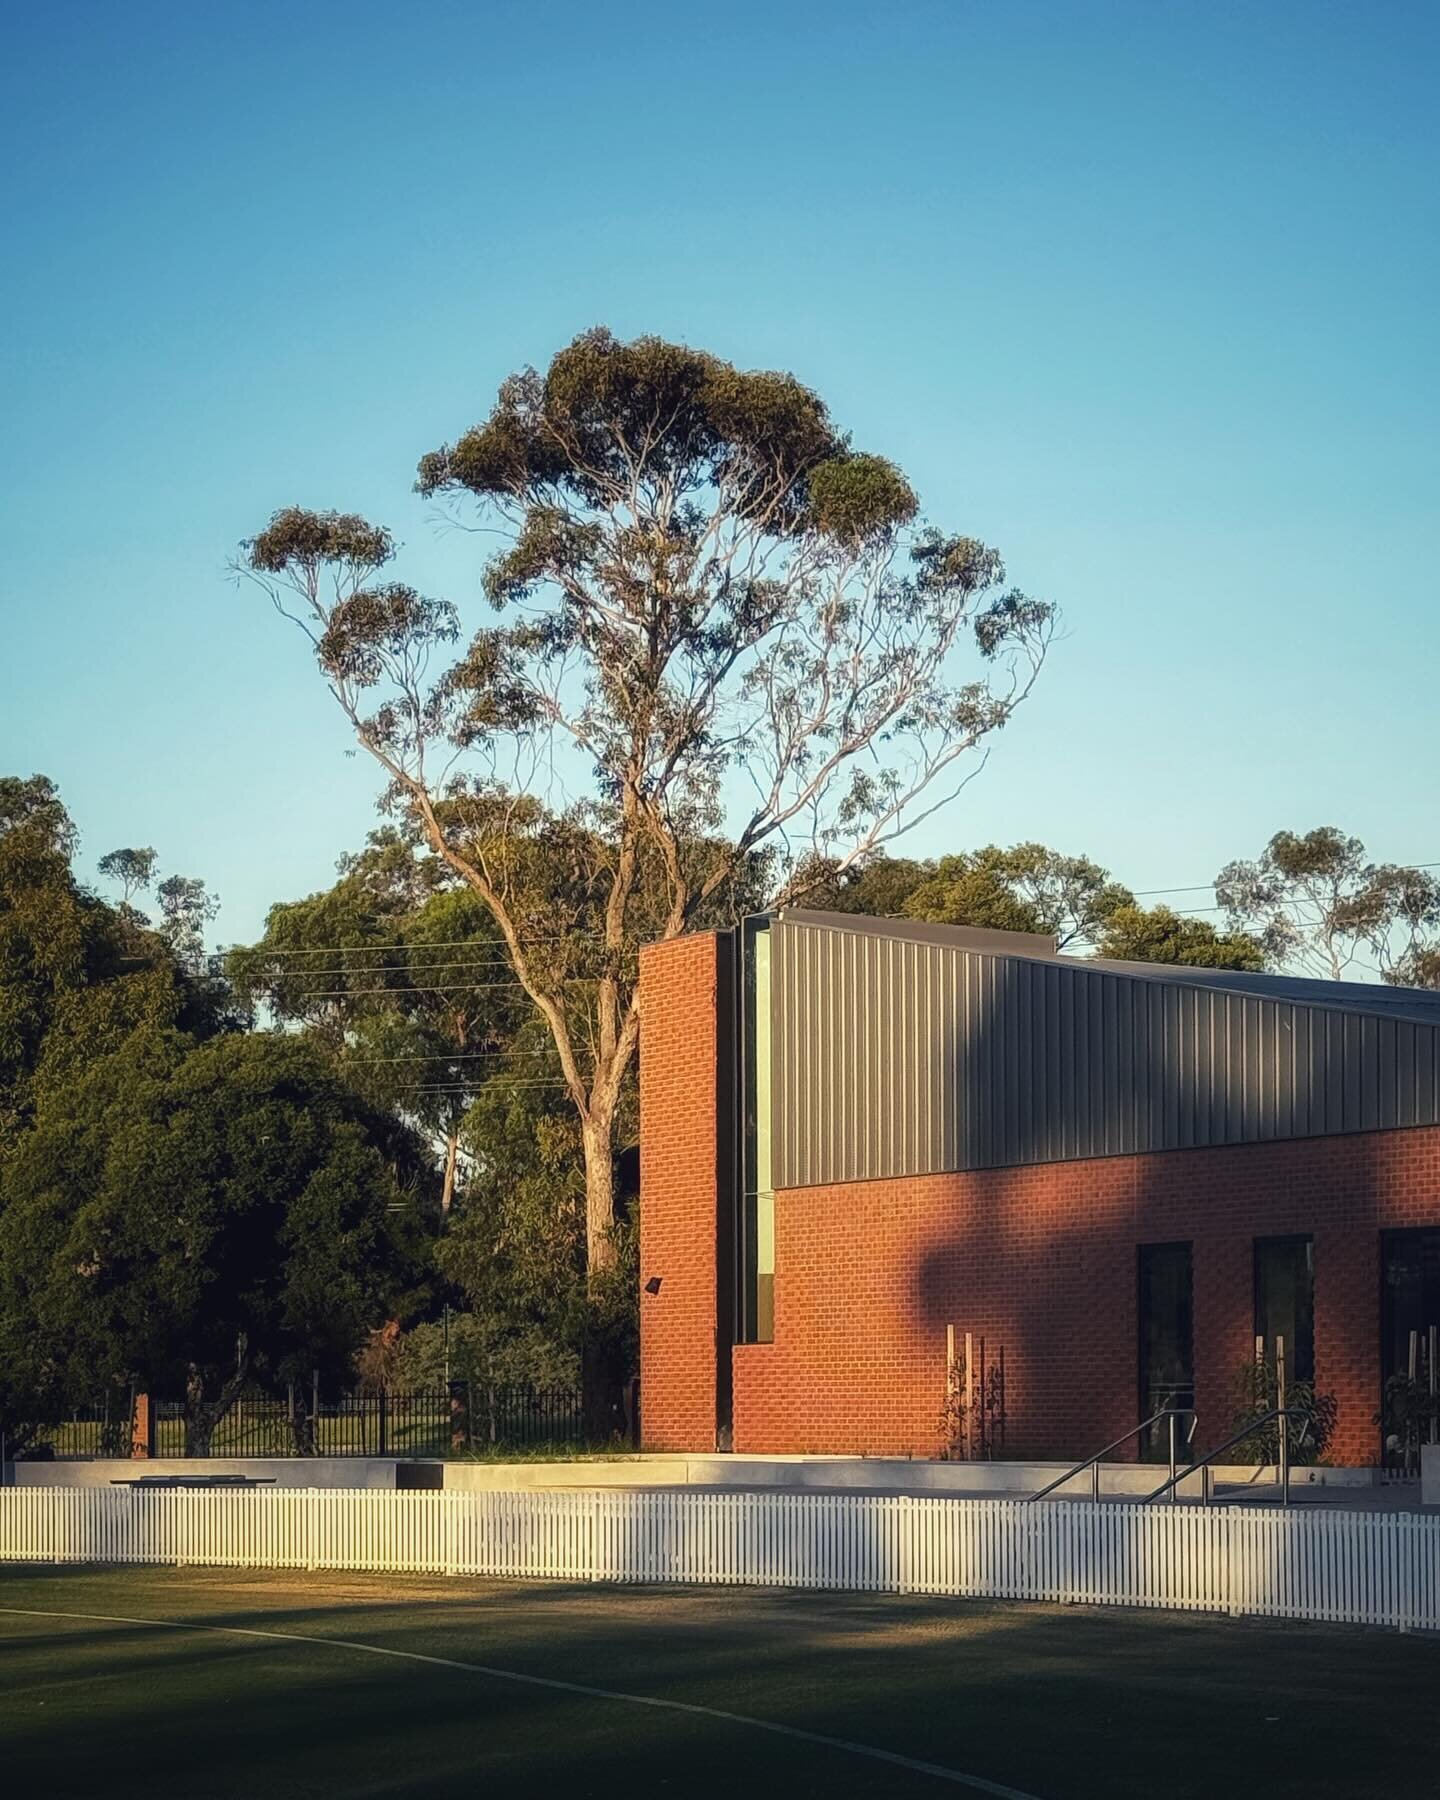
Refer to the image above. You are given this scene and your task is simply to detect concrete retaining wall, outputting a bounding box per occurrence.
[6,1458,397,1490]
[441,1454,1377,1498]
[5,1452,1387,1500]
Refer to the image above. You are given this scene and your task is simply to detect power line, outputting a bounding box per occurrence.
[219,935,631,956]
[223,957,615,980]
[255,979,610,998]
[1131,860,1440,899]
[350,1050,559,1063]
[397,1081,571,1092]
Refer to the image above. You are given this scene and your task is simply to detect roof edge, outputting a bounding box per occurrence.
[774,907,1059,961]
[772,908,1440,1028]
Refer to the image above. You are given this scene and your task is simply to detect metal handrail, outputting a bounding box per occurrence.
[1028,1407,1196,1503]
[1141,1407,1311,1506]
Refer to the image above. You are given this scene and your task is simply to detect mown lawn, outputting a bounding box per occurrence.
[0,1564,1433,1798]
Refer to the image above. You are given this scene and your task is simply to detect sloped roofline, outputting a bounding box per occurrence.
[773,906,1440,1028]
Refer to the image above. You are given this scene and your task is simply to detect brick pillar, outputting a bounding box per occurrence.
[1315,1227,1381,1466]
[1190,1232,1242,1456]
[130,1392,155,1460]
[639,933,721,1452]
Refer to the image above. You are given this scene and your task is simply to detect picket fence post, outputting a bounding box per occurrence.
[1,1488,1436,1633]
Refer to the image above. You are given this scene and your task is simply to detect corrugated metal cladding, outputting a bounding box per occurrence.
[767,917,1440,1188]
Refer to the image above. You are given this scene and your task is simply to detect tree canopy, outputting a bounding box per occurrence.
[0,1029,432,1452]
[1092,903,1265,970]
[240,326,1056,1397]
[1217,828,1440,985]
[0,785,231,1152]
[2,767,1433,1456]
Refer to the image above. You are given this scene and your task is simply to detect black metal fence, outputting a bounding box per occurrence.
[30,1384,586,1461]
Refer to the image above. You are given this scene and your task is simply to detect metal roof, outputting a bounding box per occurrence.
[778,907,1440,1026]
[764,909,1440,1185]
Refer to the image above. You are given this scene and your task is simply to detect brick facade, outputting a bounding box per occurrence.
[638,933,721,1451]
[732,1130,1440,1465]
[640,935,1440,1466]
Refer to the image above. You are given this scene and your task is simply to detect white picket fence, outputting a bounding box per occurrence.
[2,1487,1437,1631]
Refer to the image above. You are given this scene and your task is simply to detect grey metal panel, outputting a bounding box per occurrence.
[768,916,1440,1188]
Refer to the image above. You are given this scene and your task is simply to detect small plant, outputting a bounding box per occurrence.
[937,1373,968,1461]
[937,1341,1006,1460]
[1228,1355,1336,1466]
[1374,1371,1440,1474]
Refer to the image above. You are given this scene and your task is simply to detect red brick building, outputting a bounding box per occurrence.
[639,911,1440,1467]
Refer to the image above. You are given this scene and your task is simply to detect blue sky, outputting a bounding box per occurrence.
[2,0,1436,945]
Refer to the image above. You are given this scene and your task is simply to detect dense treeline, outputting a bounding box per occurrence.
[0,773,1435,1453]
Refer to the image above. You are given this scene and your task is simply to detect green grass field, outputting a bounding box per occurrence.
[1,1566,1435,1799]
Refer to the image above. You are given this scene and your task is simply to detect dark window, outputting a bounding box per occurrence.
[1254,1237,1314,1384]
[737,917,774,1344]
[1138,1243,1193,1461]
[1381,1228,1440,1440]
[1380,1228,1440,1466]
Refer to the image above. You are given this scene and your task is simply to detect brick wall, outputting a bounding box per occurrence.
[638,933,720,1451]
[731,1128,1440,1465]
[639,931,1440,1466]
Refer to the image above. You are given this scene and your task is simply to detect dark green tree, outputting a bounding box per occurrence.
[228,843,522,1216]
[791,854,934,918]
[794,843,1131,949]
[237,328,1054,1424]
[1093,903,1265,970]
[900,844,1132,948]
[0,775,78,856]
[0,780,228,1152]
[0,1030,433,1453]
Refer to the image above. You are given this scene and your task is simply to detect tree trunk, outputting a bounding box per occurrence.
[183,1361,247,1458]
[580,1111,625,1440]
[440,1132,459,1216]
[581,1114,617,1275]
[289,1385,316,1456]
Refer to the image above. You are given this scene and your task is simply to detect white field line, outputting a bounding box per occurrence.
[0,1604,1044,1799]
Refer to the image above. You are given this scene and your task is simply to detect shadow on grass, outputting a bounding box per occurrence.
[2,1567,1437,1800]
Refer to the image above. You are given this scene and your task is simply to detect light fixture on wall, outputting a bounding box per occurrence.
[644,1276,663,1295]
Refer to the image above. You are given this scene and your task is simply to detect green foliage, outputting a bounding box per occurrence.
[0,1029,434,1448]
[800,846,1271,976]
[247,507,394,573]
[900,845,1132,949]
[0,775,78,857]
[1217,827,1440,984]
[416,328,854,533]
[790,853,932,918]
[1375,1369,1440,1470]
[1094,903,1265,970]
[96,846,157,906]
[229,820,648,1392]
[228,862,520,1147]
[796,844,1132,951]
[390,1315,579,1391]
[1227,1356,1338,1466]
[1393,946,1440,989]
[241,324,1053,1433]
[0,784,231,1151]
[154,874,220,972]
[436,1079,595,1367]
[807,453,918,545]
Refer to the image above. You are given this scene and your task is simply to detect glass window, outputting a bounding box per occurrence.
[1138,1242,1193,1461]
[1381,1229,1440,1379]
[1380,1228,1440,1467]
[739,918,774,1343]
[1254,1237,1314,1384]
